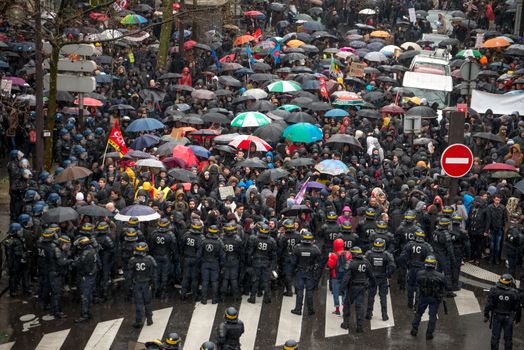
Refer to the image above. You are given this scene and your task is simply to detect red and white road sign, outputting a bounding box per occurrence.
[441,143,473,178]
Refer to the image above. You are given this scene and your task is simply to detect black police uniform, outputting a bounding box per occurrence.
[128,253,157,325]
[180,228,204,300]
[484,281,522,350]
[4,234,30,296]
[431,226,455,291]
[340,253,375,331]
[449,223,471,290]
[149,227,177,297]
[399,239,434,308]
[364,248,396,320]
[506,225,524,278]
[338,230,359,251]
[221,231,244,299]
[198,232,225,303]
[247,233,277,303]
[394,220,421,289]
[411,266,447,338]
[216,317,245,350]
[279,229,301,296]
[291,240,321,315]
[356,218,376,252]
[73,244,99,321]
[95,230,115,300]
[320,219,340,265]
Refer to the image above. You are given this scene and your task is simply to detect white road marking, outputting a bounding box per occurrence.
[183,303,218,350]
[275,294,303,346]
[324,286,347,337]
[35,329,70,350]
[239,296,263,350]
[454,289,481,315]
[137,307,173,344]
[0,342,15,350]
[370,288,395,330]
[84,318,124,350]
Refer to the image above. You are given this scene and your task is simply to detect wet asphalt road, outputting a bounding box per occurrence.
[1,274,523,350]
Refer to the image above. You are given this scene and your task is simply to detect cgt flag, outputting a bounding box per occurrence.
[319,76,329,99]
[108,119,128,156]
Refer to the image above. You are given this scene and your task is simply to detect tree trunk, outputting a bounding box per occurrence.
[157,0,174,71]
[45,45,59,169]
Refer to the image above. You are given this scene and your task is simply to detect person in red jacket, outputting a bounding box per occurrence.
[327,238,352,315]
[178,67,192,87]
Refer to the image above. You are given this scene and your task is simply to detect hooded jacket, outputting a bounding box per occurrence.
[327,238,352,279]
[504,144,523,167]
[337,206,353,225]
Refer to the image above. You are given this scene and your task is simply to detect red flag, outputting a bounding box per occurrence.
[319,76,329,99]
[108,120,128,156]
[253,28,262,40]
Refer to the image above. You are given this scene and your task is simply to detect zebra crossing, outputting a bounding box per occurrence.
[1,285,485,350]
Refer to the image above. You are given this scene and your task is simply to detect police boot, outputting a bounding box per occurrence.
[365,310,373,320]
[283,287,293,297]
[75,314,90,323]
[132,321,144,328]
[201,297,208,305]
[340,322,349,330]
[247,295,256,304]
[307,308,315,316]
[410,328,418,337]
[381,308,389,321]
[356,326,363,333]
[291,308,302,315]
[263,295,272,304]
[146,318,153,326]
[426,332,433,340]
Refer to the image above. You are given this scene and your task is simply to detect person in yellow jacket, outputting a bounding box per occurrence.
[135,181,156,204]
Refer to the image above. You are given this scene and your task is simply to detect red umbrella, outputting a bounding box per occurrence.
[89,12,109,21]
[483,163,517,171]
[220,54,236,63]
[229,135,272,151]
[74,97,104,107]
[172,145,199,168]
[184,40,197,50]
[380,103,405,114]
[244,10,264,17]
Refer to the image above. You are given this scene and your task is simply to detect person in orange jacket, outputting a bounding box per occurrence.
[327,238,352,315]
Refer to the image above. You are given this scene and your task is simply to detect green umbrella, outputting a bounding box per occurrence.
[267,80,302,92]
[283,122,323,143]
[278,104,301,112]
[491,171,521,179]
[231,112,271,128]
[456,49,482,59]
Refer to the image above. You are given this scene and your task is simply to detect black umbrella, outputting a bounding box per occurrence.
[281,204,311,216]
[215,89,234,97]
[345,77,366,85]
[406,106,437,118]
[326,134,362,149]
[109,104,135,111]
[42,207,79,224]
[514,179,524,193]
[362,91,385,104]
[286,111,316,124]
[253,124,284,143]
[258,168,290,183]
[285,157,314,168]
[218,75,242,87]
[215,145,236,153]
[253,62,272,72]
[194,43,212,51]
[472,132,505,143]
[308,102,332,111]
[237,158,268,168]
[270,3,287,12]
[168,168,198,182]
[398,50,418,62]
[248,100,277,112]
[250,73,275,82]
[45,90,74,102]
[180,115,204,125]
[202,112,230,124]
[77,205,114,217]
[357,109,381,119]
[290,97,314,107]
[139,88,166,102]
[438,38,460,47]
[377,76,398,85]
[158,72,182,80]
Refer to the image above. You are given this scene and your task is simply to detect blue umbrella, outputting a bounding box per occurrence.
[95,74,118,83]
[349,40,367,49]
[367,41,385,52]
[303,21,324,31]
[314,159,349,176]
[283,122,323,143]
[234,67,255,76]
[126,118,165,132]
[188,145,211,158]
[302,80,320,90]
[130,134,160,149]
[325,108,349,118]
[114,204,161,222]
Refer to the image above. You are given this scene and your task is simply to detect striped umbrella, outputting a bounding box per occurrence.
[231,112,271,128]
[229,135,272,151]
[333,94,364,106]
[267,80,302,92]
[120,14,148,25]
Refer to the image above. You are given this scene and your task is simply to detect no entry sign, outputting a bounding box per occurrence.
[441,143,473,178]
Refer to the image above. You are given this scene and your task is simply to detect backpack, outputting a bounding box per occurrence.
[335,251,348,281]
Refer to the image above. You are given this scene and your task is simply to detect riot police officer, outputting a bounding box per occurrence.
[121,228,143,298]
[400,230,434,309]
[279,219,301,296]
[321,212,340,265]
[338,221,358,251]
[73,236,99,323]
[180,220,204,301]
[410,255,447,340]
[370,221,395,253]
[247,223,277,304]
[128,242,157,328]
[4,223,30,297]
[54,235,72,318]
[36,229,58,311]
[216,307,245,350]
[282,339,298,350]
[394,210,420,290]
[365,238,396,321]
[164,332,182,350]
[291,230,321,316]
[95,221,115,301]
[506,214,524,278]
[198,225,225,304]
[357,207,377,251]
[450,215,471,291]
[484,274,522,350]
[431,218,456,297]
[221,222,244,300]
[149,218,177,298]
[340,246,375,332]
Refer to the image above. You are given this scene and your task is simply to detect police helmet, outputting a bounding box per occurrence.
[340,221,351,233]
[135,242,149,256]
[223,222,237,234]
[86,117,95,128]
[144,339,164,349]
[437,217,451,227]
[18,214,32,226]
[200,341,216,350]
[9,149,23,160]
[38,171,51,183]
[350,246,363,258]
[404,210,416,222]
[301,230,314,242]
[77,236,91,248]
[257,223,270,236]
[73,134,84,143]
[326,211,337,220]
[33,204,45,215]
[80,223,94,235]
[376,220,387,232]
[158,218,170,228]
[55,167,65,176]
[58,235,71,244]
[497,274,514,289]
[165,332,181,346]
[41,229,56,239]
[95,127,105,136]
[442,206,453,215]
[373,238,386,252]
[128,216,140,226]
[283,339,298,350]
[191,219,203,231]
[96,221,109,233]
[224,307,239,321]
[365,207,376,218]
[282,219,295,231]
[451,214,462,224]
[47,192,61,205]
[424,255,437,269]
[208,225,220,235]
[55,112,64,123]
[21,168,32,179]
[415,229,425,241]
[9,223,22,235]
[124,228,139,241]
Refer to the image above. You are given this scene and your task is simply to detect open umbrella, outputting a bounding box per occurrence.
[325,109,349,118]
[126,118,165,132]
[121,14,148,25]
[514,179,524,193]
[229,135,272,151]
[283,123,323,143]
[482,37,510,49]
[491,171,521,179]
[315,159,349,176]
[472,132,505,143]
[483,163,517,171]
[233,35,255,46]
[77,205,114,217]
[286,111,316,124]
[136,159,165,169]
[285,157,314,168]
[267,80,302,92]
[406,106,436,118]
[202,112,230,124]
[168,168,198,182]
[191,89,216,100]
[308,102,332,111]
[281,204,311,216]
[258,168,290,183]
[456,49,482,59]
[380,103,405,114]
[114,205,161,222]
[237,158,268,169]
[42,207,79,224]
[172,145,199,167]
[326,134,362,149]
[130,134,160,149]
[127,150,154,159]
[231,112,271,128]
[188,145,211,158]
[73,97,103,107]
[55,166,92,183]
[278,104,301,112]
[253,124,285,143]
[243,88,268,99]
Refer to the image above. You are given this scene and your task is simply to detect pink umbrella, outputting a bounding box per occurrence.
[74,97,104,107]
[482,163,517,171]
[4,76,28,86]
[172,145,199,168]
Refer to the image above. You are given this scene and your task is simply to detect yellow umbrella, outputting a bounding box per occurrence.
[287,39,305,48]
[370,30,390,38]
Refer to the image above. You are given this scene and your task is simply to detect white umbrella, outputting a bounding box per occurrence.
[400,42,422,51]
[336,51,353,59]
[242,88,268,99]
[380,45,401,56]
[136,158,165,169]
[359,8,376,15]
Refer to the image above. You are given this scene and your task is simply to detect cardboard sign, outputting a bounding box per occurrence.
[348,62,365,77]
[408,8,416,23]
[475,33,484,49]
[1,79,12,97]
[219,186,235,200]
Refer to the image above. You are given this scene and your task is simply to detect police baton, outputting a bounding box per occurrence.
[442,299,448,315]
